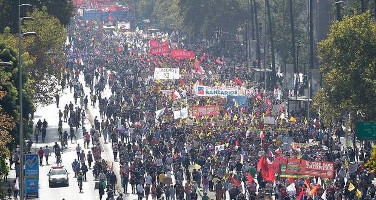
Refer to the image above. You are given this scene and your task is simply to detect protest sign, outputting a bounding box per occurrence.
[149,40,169,55]
[171,49,194,59]
[192,106,220,117]
[285,158,335,178]
[226,95,248,108]
[173,107,188,119]
[264,116,276,125]
[154,68,180,80]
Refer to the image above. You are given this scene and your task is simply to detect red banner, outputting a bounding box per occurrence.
[285,158,334,178]
[149,40,169,55]
[192,106,220,117]
[171,49,194,59]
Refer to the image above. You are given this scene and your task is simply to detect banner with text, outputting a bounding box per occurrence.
[154,68,180,80]
[171,49,195,59]
[195,86,239,97]
[192,106,220,117]
[285,158,334,178]
[149,40,169,55]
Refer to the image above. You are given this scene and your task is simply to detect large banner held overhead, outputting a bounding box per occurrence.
[226,95,248,108]
[171,49,195,59]
[195,86,239,97]
[192,106,220,117]
[154,68,180,80]
[285,158,334,178]
[149,40,169,55]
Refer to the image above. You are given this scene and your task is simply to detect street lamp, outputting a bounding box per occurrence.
[0,61,13,67]
[335,1,344,21]
[18,2,36,200]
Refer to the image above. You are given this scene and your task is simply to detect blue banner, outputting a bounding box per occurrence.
[25,154,39,178]
[226,95,248,108]
[25,177,39,198]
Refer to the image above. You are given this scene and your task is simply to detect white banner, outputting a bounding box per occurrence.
[154,68,180,80]
[173,107,188,119]
[215,144,225,154]
[155,108,165,119]
[195,85,239,98]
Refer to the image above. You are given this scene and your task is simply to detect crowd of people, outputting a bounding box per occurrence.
[56,6,376,199]
[5,3,373,200]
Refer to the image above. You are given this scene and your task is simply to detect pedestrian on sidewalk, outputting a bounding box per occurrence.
[12,179,19,199]
[113,142,118,161]
[76,144,82,161]
[136,183,144,200]
[55,93,60,108]
[72,159,80,178]
[44,145,50,165]
[38,147,44,166]
[79,150,86,165]
[81,163,88,181]
[98,180,106,200]
[84,131,91,149]
[87,151,93,169]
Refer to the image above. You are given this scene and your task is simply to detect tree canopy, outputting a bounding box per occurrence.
[23,7,67,104]
[0,0,74,34]
[314,12,376,125]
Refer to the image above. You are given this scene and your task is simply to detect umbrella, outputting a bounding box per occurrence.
[188,164,201,172]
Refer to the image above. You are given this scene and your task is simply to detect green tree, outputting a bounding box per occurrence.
[314,12,376,125]
[23,7,67,104]
[0,0,73,34]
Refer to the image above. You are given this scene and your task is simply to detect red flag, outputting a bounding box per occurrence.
[200,54,206,62]
[174,152,178,159]
[287,178,295,183]
[194,60,200,68]
[304,179,311,190]
[230,176,241,187]
[216,59,222,64]
[257,155,266,171]
[235,140,239,147]
[246,172,253,183]
[108,14,114,22]
[234,77,243,86]
[265,168,275,182]
[297,190,304,200]
[179,79,185,86]
[256,92,262,101]
[275,148,282,154]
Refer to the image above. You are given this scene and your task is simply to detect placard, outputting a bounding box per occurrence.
[154,68,180,80]
[192,106,220,117]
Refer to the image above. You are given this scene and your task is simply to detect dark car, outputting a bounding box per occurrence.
[48,166,69,187]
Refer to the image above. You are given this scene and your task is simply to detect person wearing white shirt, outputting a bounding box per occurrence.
[136,183,144,200]
[145,174,152,185]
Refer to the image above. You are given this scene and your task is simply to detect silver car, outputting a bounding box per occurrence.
[48,166,69,187]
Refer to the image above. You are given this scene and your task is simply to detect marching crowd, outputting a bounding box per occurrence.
[7,6,375,200]
[58,11,376,200]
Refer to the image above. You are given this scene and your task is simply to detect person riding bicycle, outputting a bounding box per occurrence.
[77,170,83,192]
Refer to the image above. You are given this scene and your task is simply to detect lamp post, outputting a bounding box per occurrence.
[335,1,344,21]
[0,61,13,67]
[19,1,36,199]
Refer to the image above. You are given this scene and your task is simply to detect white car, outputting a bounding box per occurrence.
[48,166,69,187]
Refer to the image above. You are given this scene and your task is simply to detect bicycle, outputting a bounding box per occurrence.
[56,154,62,165]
